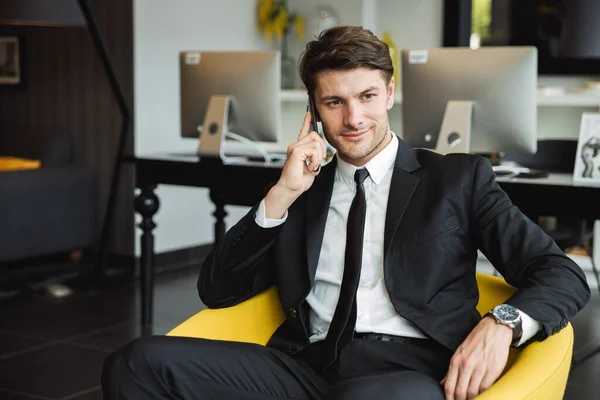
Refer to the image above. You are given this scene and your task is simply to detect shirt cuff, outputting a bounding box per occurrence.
[516,308,541,347]
[255,198,288,228]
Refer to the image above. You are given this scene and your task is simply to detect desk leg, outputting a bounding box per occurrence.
[135,185,159,336]
[209,191,227,243]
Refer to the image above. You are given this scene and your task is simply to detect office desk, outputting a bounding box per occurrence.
[126,153,283,335]
[496,173,600,221]
[126,154,600,335]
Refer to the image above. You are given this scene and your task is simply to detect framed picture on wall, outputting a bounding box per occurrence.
[0,36,22,85]
[573,112,600,186]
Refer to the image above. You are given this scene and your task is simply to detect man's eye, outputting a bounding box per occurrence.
[362,93,375,100]
[327,100,342,106]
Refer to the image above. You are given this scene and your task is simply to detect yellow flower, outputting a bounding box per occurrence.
[257,0,303,45]
[257,0,276,43]
[263,22,275,45]
[258,0,274,26]
[293,15,305,42]
[274,6,288,43]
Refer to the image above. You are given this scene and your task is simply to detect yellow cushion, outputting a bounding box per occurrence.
[0,156,41,171]
[168,273,573,399]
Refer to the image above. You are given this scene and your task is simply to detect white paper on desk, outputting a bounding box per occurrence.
[573,112,600,185]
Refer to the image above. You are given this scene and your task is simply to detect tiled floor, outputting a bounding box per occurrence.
[0,261,599,399]
[0,263,202,400]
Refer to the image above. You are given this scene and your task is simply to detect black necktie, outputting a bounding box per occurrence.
[319,168,370,370]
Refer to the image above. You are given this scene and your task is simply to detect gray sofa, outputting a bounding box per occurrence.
[0,132,97,263]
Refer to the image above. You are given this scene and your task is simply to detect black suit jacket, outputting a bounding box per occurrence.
[199,137,590,353]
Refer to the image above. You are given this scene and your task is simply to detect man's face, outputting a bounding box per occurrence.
[314,67,395,166]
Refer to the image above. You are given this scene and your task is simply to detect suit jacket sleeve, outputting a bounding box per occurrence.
[197,203,283,309]
[470,157,590,342]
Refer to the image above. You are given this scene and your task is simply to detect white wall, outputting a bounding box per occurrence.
[375,0,444,48]
[134,0,268,253]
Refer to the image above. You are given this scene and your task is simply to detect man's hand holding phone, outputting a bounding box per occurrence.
[264,111,327,219]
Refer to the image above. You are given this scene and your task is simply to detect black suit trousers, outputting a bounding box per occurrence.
[102,335,452,400]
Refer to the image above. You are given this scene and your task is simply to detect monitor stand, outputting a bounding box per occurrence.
[435,100,474,155]
[195,95,285,164]
[197,95,231,159]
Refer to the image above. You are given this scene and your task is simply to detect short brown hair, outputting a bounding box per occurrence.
[298,26,394,96]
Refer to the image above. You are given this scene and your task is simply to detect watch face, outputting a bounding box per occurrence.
[493,304,520,323]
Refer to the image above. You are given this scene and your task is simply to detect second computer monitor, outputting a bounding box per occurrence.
[179,50,281,145]
[401,47,537,155]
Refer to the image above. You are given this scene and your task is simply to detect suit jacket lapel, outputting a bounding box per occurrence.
[304,137,420,282]
[306,158,337,285]
[384,137,421,258]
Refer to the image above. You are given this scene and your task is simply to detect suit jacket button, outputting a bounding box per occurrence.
[289,308,297,318]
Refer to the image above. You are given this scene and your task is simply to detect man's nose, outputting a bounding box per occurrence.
[343,102,363,130]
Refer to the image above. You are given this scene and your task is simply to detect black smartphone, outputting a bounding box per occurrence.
[308,95,319,133]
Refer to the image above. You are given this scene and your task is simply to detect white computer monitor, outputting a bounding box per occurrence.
[179,50,284,160]
[401,46,538,156]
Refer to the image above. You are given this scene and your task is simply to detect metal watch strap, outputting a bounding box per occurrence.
[486,310,522,347]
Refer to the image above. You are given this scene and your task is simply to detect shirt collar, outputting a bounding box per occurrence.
[336,133,399,187]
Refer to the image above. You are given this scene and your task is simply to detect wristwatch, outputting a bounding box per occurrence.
[486,304,523,347]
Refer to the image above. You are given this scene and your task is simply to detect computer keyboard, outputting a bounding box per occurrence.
[493,165,548,179]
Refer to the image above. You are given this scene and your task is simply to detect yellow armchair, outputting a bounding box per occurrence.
[168,273,573,399]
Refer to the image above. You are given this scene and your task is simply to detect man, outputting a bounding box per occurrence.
[102,26,590,400]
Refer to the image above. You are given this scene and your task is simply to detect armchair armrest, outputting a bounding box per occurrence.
[167,286,285,345]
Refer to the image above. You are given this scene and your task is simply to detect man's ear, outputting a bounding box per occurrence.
[387,77,395,110]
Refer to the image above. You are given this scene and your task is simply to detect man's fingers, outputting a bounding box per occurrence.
[478,372,496,395]
[288,141,323,172]
[298,112,312,139]
[466,367,486,400]
[443,362,459,400]
[307,158,323,174]
[454,367,471,400]
[293,131,322,149]
[306,147,324,173]
[308,131,328,158]
[287,133,313,155]
[289,128,327,174]
[318,135,328,156]
[292,132,327,158]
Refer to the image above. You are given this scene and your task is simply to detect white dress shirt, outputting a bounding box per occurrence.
[255,134,540,346]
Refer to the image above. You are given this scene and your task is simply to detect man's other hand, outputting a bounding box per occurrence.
[441,316,512,400]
